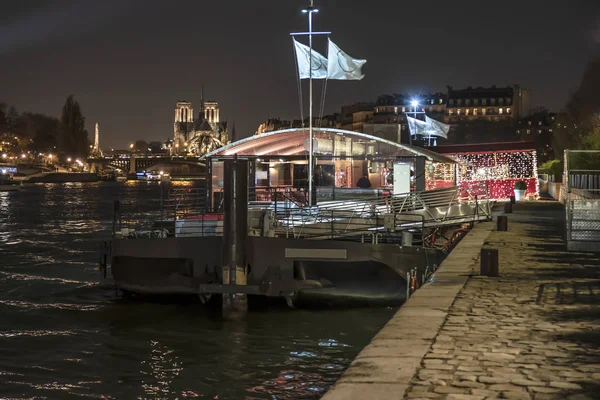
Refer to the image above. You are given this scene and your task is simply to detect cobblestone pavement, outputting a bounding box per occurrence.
[405,201,600,400]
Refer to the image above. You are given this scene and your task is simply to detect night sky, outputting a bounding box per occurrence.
[1,0,599,149]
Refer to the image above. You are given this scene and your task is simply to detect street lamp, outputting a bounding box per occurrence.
[67,157,72,162]
[407,100,420,146]
[129,143,134,150]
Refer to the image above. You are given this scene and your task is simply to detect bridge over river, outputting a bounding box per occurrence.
[87,154,205,176]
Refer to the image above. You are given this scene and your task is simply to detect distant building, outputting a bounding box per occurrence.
[372,93,447,143]
[256,118,297,135]
[173,95,229,156]
[340,103,374,131]
[516,110,557,162]
[254,85,534,147]
[445,85,531,123]
[255,114,341,136]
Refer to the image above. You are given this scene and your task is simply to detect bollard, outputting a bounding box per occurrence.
[222,157,249,320]
[510,195,515,204]
[504,202,512,213]
[497,215,508,231]
[480,248,499,277]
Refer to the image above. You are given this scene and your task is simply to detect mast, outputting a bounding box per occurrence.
[292,1,330,206]
[306,1,317,207]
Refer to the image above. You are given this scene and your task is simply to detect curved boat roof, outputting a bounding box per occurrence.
[203,128,455,163]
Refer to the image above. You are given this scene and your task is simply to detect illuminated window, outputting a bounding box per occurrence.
[457,109,462,115]
[499,108,503,115]
[448,109,453,115]
[527,129,531,134]
[538,121,542,126]
[394,107,398,113]
[466,109,470,115]
[431,99,434,105]
[549,128,553,132]
[473,108,478,115]
[506,108,511,114]
[439,99,443,104]
[482,108,487,115]
[402,107,406,113]
[538,129,542,134]
[528,121,532,126]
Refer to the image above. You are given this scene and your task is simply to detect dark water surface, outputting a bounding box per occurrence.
[0,182,395,399]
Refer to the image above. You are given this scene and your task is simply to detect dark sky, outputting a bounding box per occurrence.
[1,0,599,149]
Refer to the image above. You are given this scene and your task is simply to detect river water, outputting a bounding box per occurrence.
[0,181,395,399]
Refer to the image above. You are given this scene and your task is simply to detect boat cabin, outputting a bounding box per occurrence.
[203,128,456,209]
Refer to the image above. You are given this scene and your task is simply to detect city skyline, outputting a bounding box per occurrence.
[1,0,598,149]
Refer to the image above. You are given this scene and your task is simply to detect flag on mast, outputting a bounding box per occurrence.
[326,39,366,80]
[407,116,428,137]
[293,38,328,79]
[425,116,450,139]
[407,115,450,139]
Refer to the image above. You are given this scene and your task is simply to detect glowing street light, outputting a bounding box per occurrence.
[1,153,6,159]
[67,157,72,162]
[409,99,420,146]
[129,143,134,149]
[21,154,26,159]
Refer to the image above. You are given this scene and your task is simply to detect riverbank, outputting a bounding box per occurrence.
[324,200,600,400]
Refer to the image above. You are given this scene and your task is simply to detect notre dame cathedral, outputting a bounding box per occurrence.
[173,93,230,156]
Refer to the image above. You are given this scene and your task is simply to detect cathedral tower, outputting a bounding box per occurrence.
[174,101,194,152]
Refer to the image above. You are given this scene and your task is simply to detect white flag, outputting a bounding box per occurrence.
[407,115,428,136]
[327,39,366,80]
[293,38,328,79]
[425,116,450,139]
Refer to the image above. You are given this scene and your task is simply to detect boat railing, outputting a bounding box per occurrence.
[272,207,427,243]
[113,183,491,239]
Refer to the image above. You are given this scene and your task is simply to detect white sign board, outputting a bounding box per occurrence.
[393,163,411,195]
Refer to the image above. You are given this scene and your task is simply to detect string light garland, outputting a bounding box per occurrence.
[426,149,539,199]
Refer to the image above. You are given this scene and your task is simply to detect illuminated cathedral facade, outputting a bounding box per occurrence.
[173,96,229,156]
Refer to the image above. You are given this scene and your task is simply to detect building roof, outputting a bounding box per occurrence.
[194,119,213,132]
[427,141,536,154]
[447,86,515,99]
[203,127,456,163]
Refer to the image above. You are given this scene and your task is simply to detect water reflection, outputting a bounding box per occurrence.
[140,340,182,397]
[0,182,395,399]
